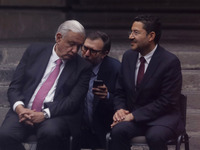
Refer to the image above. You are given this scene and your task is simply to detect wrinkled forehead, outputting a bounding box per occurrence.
[65,31,85,44]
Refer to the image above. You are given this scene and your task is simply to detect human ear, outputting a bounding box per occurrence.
[56,33,62,43]
[148,31,156,42]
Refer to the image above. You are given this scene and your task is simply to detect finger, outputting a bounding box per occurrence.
[25,120,34,126]
[117,111,125,120]
[124,110,130,114]
[115,112,123,121]
[111,121,118,128]
[25,114,32,120]
[98,85,106,90]
[113,112,120,122]
[18,114,24,119]
[92,87,100,92]
[94,91,107,96]
[19,111,31,117]
[19,117,27,123]
[113,109,125,121]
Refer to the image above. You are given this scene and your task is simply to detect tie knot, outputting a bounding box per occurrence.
[140,57,146,63]
[56,59,62,66]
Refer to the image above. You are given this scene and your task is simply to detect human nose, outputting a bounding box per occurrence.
[85,49,91,56]
[129,32,135,39]
[71,45,78,53]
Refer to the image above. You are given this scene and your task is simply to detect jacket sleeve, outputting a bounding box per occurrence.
[7,46,32,107]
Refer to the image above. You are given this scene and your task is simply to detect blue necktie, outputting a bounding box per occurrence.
[84,72,97,125]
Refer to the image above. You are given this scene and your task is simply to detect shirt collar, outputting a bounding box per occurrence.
[51,44,66,64]
[138,44,158,64]
[92,62,102,76]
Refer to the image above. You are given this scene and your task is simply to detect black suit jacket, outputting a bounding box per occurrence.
[7,43,91,135]
[92,56,121,135]
[114,45,184,134]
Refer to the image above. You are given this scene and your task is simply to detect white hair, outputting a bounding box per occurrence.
[55,20,85,40]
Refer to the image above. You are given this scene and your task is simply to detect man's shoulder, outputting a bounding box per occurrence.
[102,56,121,66]
[26,42,53,53]
[156,45,179,61]
[123,49,137,57]
[74,54,92,68]
[100,56,121,72]
[28,42,53,48]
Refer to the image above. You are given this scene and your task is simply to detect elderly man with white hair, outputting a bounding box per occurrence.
[0,20,91,150]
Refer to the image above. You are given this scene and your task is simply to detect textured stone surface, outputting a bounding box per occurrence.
[0,10,65,39]
[0,107,8,125]
[0,84,9,106]
[0,1,200,148]
[0,0,66,6]
[182,91,200,109]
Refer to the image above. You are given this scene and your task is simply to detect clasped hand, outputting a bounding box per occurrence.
[16,105,45,126]
[111,109,134,128]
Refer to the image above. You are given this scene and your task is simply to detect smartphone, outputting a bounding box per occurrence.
[93,80,104,88]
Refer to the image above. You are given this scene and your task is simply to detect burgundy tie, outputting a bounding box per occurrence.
[32,59,62,112]
[137,57,146,85]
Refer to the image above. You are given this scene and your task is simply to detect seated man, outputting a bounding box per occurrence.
[110,15,184,150]
[0,20,91,150]
[79,31,121,149]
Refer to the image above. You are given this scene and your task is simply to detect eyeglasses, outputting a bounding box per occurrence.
[81,45,102,55]
[128,30,140,37]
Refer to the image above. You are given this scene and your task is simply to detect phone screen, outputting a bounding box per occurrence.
[93,80,104,88]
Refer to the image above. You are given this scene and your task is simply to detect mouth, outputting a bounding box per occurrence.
[130,39,136,45]
[63,54,75,60]
[130,42,136,46]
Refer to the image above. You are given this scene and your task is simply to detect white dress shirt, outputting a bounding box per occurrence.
[13,44,65,118]
[135,45,157,85]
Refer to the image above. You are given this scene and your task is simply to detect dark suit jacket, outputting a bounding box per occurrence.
[80,56,120,148]
[114,45,184,134]
[92,56,121,135]
[7,43,91,135]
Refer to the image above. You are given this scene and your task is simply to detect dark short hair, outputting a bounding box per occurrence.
[133,14,162,44]
[86,31,111,53]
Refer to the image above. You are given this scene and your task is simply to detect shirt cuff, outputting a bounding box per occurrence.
[13,101,24,112]
[107,92,110,99]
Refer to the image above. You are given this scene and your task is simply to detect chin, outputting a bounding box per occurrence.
[131,46,137,50]
[63,55,74,60]
[131,46,140,52]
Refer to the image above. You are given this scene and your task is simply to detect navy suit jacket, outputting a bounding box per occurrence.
[7,43,91,135]
[92,56,121,136]
[114,45,184,134]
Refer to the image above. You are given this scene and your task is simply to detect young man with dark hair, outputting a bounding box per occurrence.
[79,31,121,149]
[110,15,183,150]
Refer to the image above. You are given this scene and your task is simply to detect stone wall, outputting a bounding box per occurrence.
[0,0,67,40]
[0,0,66,6]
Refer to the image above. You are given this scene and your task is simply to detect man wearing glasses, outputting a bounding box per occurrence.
[77,31,121,149]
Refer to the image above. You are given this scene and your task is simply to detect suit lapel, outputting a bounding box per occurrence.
[129,52,138,92]
[35,47,52,83]
[25,44,53,105]
[54,57,76,99]
[136,46,161,93]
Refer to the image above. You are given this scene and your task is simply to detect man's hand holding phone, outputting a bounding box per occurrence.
[92,80,108,99]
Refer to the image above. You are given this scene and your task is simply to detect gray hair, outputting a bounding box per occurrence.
[55,20,85,40]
